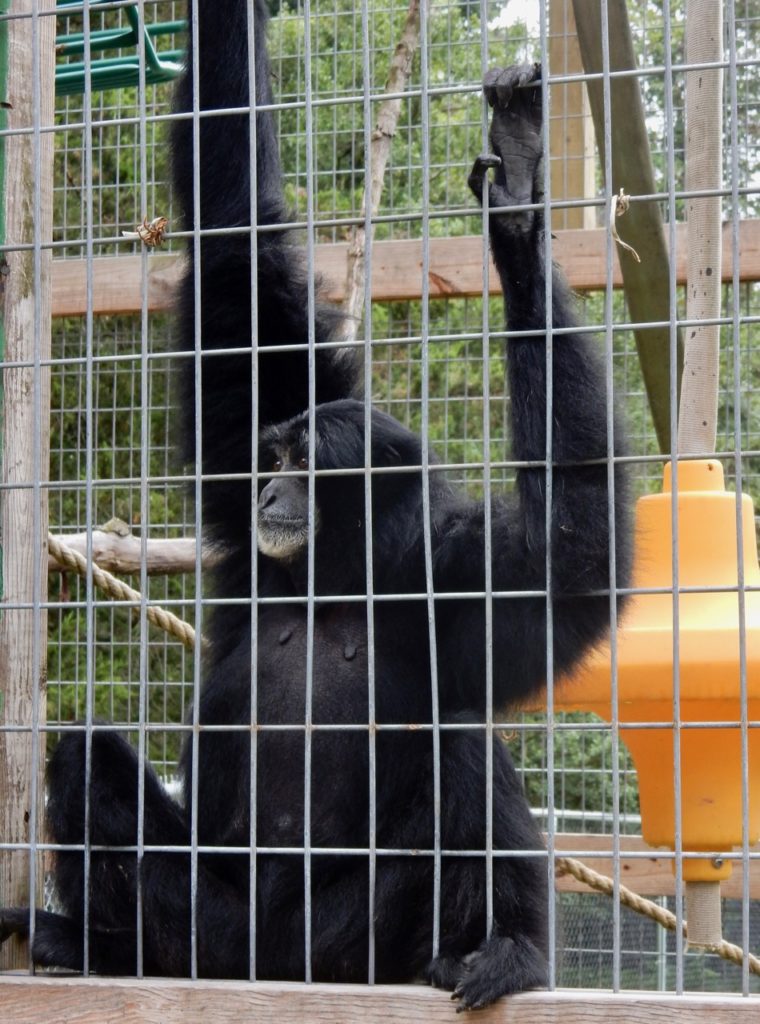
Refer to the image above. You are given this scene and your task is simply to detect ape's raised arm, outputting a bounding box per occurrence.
[437,65,632,711]
[171,0,356,552]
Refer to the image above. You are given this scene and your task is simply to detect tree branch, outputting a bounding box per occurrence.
[342,0,421,341]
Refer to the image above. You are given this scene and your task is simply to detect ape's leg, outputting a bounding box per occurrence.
[0,731,188,974]
[48,732,187,906]
[424,731,548,1009]
[0,731,255,977]
[0,907,139,973]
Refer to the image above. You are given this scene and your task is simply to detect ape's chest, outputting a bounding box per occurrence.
[256,603,369,724]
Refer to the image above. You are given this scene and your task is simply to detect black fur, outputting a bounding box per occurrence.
[0,8,631,1012]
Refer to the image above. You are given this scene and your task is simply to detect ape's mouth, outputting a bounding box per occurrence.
[256,513,319,560]
[259,514,306,528]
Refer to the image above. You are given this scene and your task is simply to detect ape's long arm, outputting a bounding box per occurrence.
[438,65,632,711]
[172,0,356,552]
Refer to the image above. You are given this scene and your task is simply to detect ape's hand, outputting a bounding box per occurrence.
[485,63,542,179]
[468,63,543,234]
[483,63,541,113]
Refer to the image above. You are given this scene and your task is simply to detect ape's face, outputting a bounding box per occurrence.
[256,400,424,569]
[256,431,318,561]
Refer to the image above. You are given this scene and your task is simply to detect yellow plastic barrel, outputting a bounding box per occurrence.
[553,459,760,882]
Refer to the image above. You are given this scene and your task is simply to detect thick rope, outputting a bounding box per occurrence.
[47,533,197,651]
[556,855,760,975]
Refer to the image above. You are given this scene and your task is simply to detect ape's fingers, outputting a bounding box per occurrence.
[467,154,501,201]
[482,67,508,108]
[519,62,542,89]
[482,63,542,110]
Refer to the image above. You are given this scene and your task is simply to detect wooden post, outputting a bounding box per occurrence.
[572,0,684,453]
[0,0,55,968]
[549,0,595,232]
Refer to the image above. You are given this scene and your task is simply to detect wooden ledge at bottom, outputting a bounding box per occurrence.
[0,976,757,1024]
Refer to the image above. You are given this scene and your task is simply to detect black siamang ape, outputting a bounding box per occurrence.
[0,1,630,1011]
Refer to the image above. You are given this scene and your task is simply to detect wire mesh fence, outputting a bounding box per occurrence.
[2,0,759,1002]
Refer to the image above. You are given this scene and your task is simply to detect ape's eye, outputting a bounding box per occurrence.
[297,456,308,471]
[272,458,283,472]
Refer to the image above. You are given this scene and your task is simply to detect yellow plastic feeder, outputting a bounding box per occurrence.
[553,458,760,944]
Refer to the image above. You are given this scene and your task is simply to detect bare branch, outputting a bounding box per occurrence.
[342,0,421,340]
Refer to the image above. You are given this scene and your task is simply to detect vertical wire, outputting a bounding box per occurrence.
[27,0,44,968]
[303,0,318,981]
[134,0,150,979]
[81,0,96,978]
[189,0,203,980]
[358,0,377,984]
[599,0,622,992]
[247,0,261,983]
[476,0,494,940]
[417,0,442,959]
[725,0,751,996]
[661,0,685,990]
[537,0,556,989]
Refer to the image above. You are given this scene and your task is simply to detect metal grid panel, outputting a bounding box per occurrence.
[0,0,757,998]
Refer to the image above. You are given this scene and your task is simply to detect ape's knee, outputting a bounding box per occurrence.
[46,732,87,843]
[47,730,140,845]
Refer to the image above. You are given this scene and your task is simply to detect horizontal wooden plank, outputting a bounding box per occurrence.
[50,218,760,318]
[52,253,184,318]
[0,977,757,1024]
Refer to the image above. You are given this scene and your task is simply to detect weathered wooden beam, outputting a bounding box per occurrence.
[52,252,184,318]
[47,531,220,576]
[0,977,758,1024]
[50,219,760,318]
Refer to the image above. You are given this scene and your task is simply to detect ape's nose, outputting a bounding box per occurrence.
[258,480,280,511]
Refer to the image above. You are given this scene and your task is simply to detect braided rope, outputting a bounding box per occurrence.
[48,533,197,651]
[556,855,760,975]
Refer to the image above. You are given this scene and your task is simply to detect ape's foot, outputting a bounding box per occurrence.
[0,908,88,970]
[429,933,547,1012]
[0,907,31,944]
[469,63,544,234]
[1,906,140,973]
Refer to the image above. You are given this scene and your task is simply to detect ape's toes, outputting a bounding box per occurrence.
[446,950,498,1012]
[451,980,488,1013]
[445,935,547,1012]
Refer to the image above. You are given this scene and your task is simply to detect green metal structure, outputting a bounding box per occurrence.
[55,0,184,96]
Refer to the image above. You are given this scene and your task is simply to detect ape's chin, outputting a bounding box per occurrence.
[257,519,310,560]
